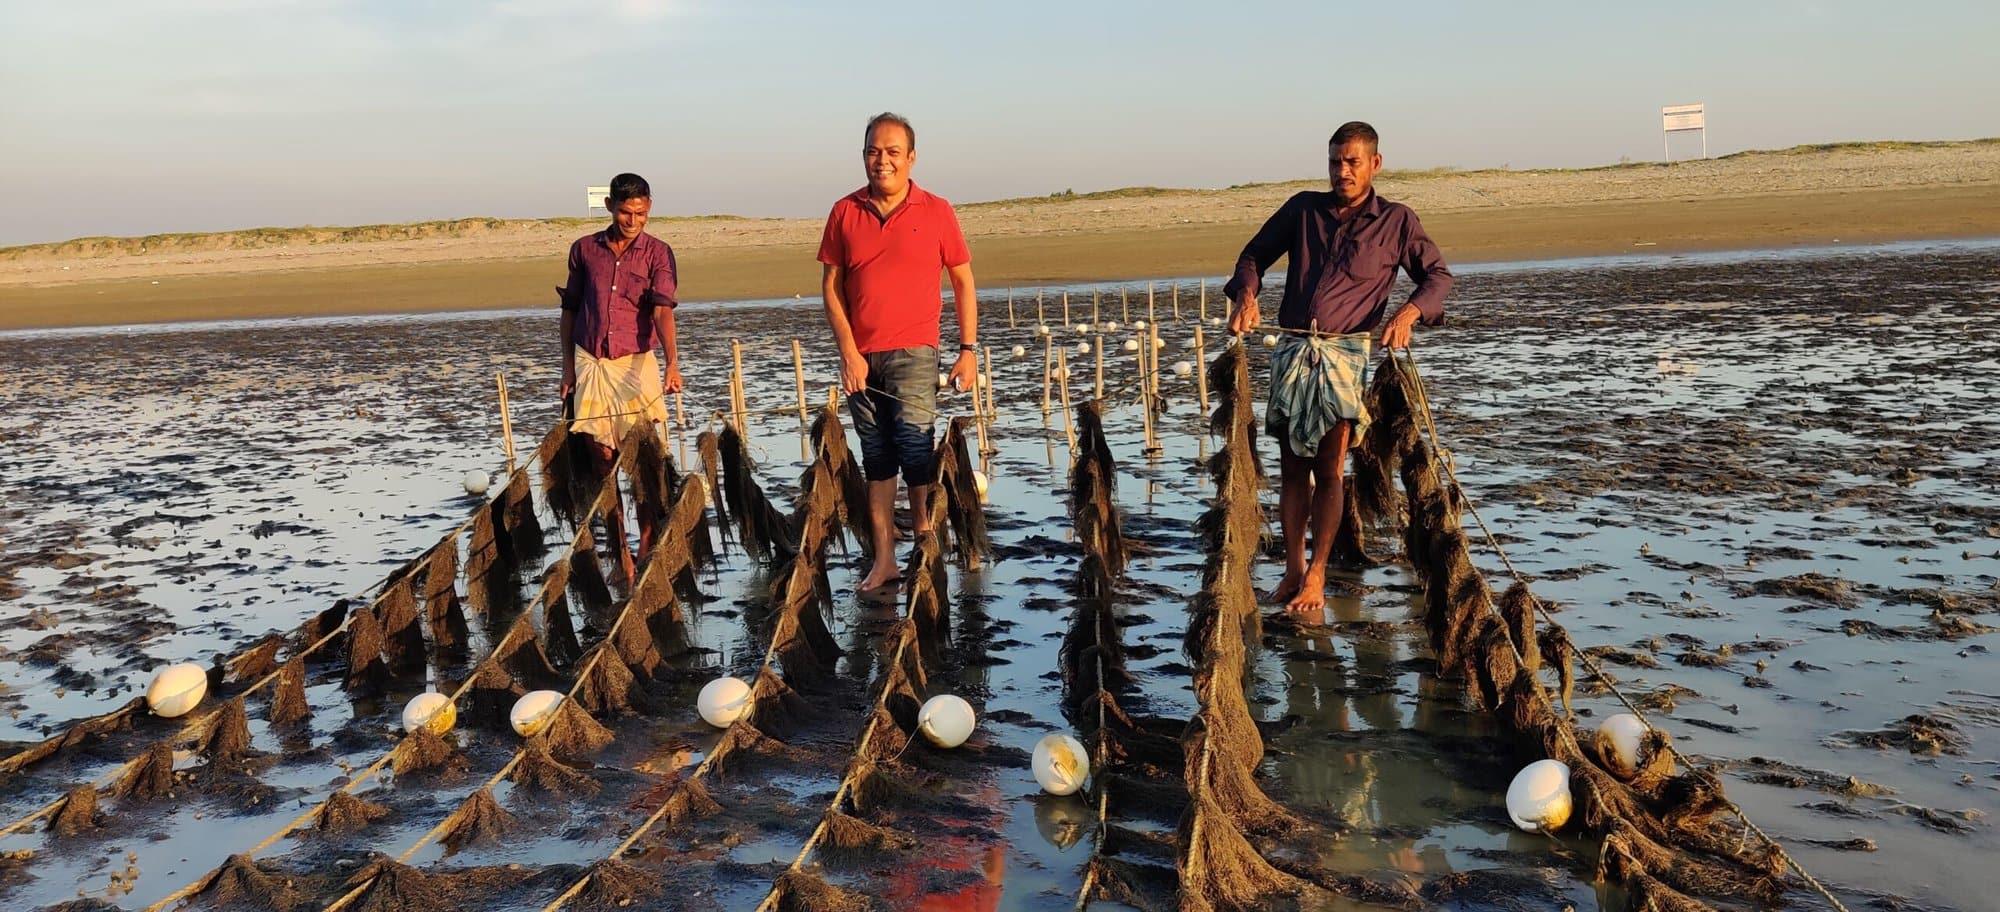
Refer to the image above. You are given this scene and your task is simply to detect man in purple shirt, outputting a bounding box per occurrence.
[558,172,683,576]
[1225,122,1453,613]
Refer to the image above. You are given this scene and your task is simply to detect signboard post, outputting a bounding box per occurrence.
[1661,103,1707,162]
[585,185,611,213]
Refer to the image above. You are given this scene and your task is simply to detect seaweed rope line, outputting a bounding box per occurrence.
[539,467,830,911]
[751,497,945,912]
[135,617,541,912]
[1398,350,1854,912]
[0,493,505,841]
[138,452,630,912]
[317,476,706,912]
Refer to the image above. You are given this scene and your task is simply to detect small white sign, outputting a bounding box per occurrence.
[585,185,611,211]
[1662,103,1705,133]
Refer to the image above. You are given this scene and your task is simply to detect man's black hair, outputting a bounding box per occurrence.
[1329,121,1379,151]
[865,112,916,151]
[608,172,651,204]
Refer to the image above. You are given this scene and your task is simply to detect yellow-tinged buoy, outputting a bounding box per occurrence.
[1596,713,1652,780]
[462,470,491,496]
[698,676,752,729]
[1035,324,1051,336]
[1263,334,1279,348]
[917,694,977,748]
[1172,361,1193,377]
[1105,321,1121,333]
[401,692,457,735]
[972,471,989,502]
[509,690,565,737]
[1076,341,1091,355]
[1075,322,1093,333]
[1134,320,1148,330]
[1122,339,1140,352]
[146,662,208,718]
[1012,345,1027,358]
[1505,759,1573,832]
[1032,733,1089,796]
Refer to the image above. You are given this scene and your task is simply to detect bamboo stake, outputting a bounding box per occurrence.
[1057,347,1076,457]
[1120,287,1130,323]
[791,339,808,422]
[495,371,516,473]
[1137,328,1158,453]
[1061,291,1070,327]
[1199,278,1207,323]
[1093,342,1104,399]
[1193,324,1210,415]
[981,345,999,435]
[1171,280,1180,321]
[1092,289,1100,325]
[674,391,687,465]
[971,366,989,462]
[1007,288,1016,328]
[1147,281,1157,325]
[1037,289,1045,326]
[730,338,746,435]
[1041,334,1054,418]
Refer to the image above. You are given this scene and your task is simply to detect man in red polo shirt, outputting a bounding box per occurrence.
[818,112,978,595]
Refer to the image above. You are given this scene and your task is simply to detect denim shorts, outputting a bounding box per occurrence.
[847,345,940,485]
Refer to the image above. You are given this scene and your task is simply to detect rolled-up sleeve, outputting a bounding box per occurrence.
[557,240,585,311]
[1400,212,1452,325]
[643,244,678,310]
[1223,193,1300,303]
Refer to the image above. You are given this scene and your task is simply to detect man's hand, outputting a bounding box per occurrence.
[663,362,684,394]
[840,350,869,394]
[947,350,978,392]
[559,364,576,403]
[1228,297,1260,336]
[1380,308,1420,350]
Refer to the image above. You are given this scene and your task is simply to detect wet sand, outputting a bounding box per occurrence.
[2,142,1997,330]
[0,241,1996,910]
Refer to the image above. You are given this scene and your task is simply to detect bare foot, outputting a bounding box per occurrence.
[857,564,901,594]
[1285,566,1327,614]
[1266,568,1305,605]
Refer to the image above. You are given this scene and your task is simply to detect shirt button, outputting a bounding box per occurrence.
[611,285,617,291]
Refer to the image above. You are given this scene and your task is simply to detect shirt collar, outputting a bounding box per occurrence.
[595,228,656,251]
[850,181,932,210]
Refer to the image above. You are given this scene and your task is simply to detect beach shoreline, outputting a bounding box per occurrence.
[2,141,1996,331]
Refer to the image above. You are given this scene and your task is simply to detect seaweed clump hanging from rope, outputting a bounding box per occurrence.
[1376,353,1793,911]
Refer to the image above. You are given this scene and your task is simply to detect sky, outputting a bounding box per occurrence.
[1,0,1995,246]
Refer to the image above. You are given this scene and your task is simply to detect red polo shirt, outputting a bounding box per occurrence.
[817,182,972,355]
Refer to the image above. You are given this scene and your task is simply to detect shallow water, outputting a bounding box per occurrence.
[0,239,1995,910]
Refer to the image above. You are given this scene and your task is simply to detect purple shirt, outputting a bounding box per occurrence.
[558,229,678,360]
[1224,190,1452,335]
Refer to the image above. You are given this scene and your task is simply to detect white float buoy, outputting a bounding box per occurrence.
[917,694,977,748]
[146,662,208,718]
[1032,733,1089,796]
[1105,321,1120,333]
[1172,361,1193,377]
[1076,341,1091,354]
[1153,337,1166,349]
[1012,345,1027,358]
[1035,324,1051,336]
[1209,316,1223,327]
[698,676,752,729]
[1505,759,1573,832]
[1595,713,1651,780]
[462,470,490,496]
[937,372,950,389]
[1053,367,1071,382]
[401,692,457,735]
[1076,322,1093,333]
[509,690,565,737]
[1122,339,1139,352]
[1263,334,1279,348]
[978,372,991,389]
[972,470,990,502]
[1134,320,1148,330]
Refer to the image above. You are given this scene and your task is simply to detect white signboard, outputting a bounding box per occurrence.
[586,185,611,211]
[1661,103,1706,132]
[1660,103,1708,161]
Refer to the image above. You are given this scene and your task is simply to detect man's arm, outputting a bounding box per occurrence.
[558,241,585,402]
[1380,210,1453,349]
[1223,195,1299,335]
[822,264,868,394]
[648,247,683,393]
[944,261,979,391]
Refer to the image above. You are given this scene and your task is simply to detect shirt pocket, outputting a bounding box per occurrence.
[1341,237,1399,282]
[617,264,651,305]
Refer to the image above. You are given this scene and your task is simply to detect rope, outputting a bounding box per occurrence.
[1397,350,1853,912]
